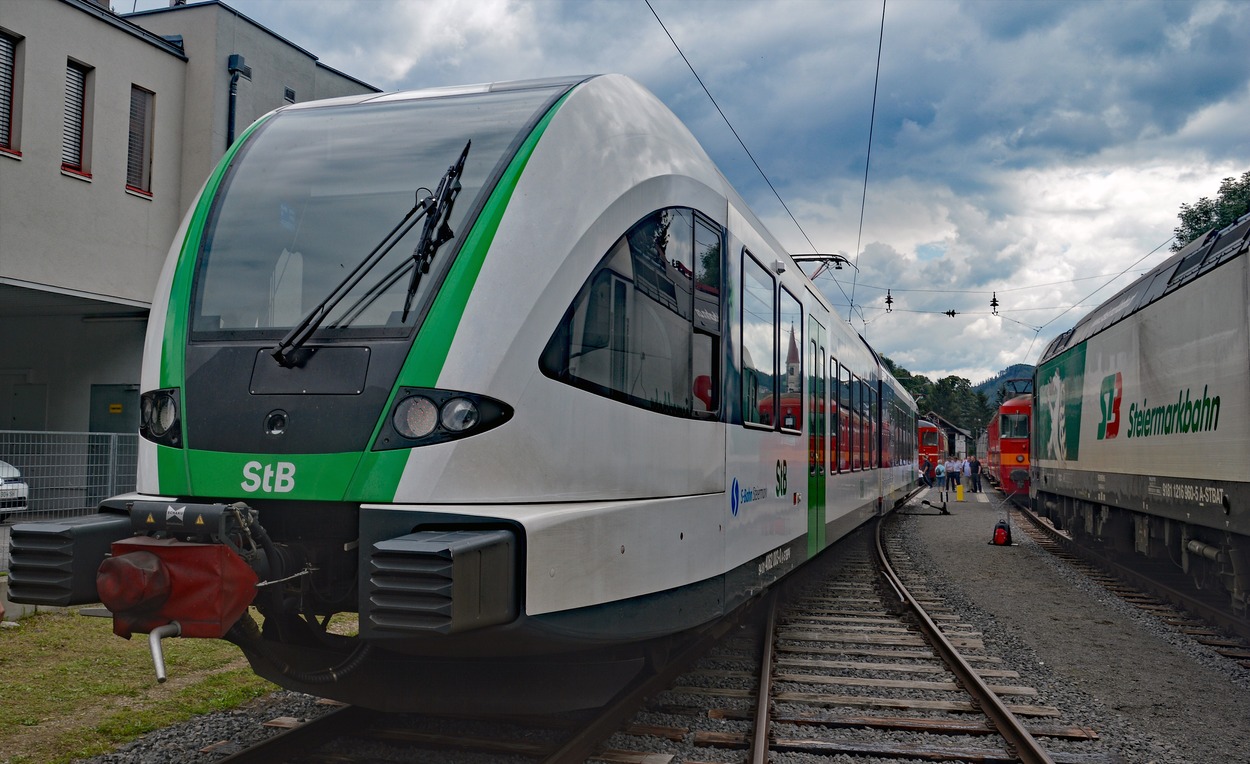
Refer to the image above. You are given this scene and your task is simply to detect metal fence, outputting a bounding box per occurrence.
[1,430,139,571]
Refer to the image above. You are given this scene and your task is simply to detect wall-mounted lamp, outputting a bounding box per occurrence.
[226,54,252,149]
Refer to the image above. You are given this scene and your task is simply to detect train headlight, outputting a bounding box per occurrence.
[378,388,513,450]
[440,398,480,432]
[1015,454,1025,463]
[394,396,439,439]
[140,389,182,447]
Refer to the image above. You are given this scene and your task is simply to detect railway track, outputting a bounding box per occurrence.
[609,517,1108,763]
[214,514,1119,763]
[1014,503,1250,669]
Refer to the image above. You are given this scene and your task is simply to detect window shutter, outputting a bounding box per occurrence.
[126,86,151,190]
[62,63,86,169]
[0,34,14,149]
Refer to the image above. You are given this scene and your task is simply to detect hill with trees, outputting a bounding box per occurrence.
[881,356,1000,436]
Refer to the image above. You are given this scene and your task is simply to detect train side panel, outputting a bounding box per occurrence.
[1035,253,1250,535]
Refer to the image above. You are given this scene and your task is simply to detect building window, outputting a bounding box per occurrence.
[0,31,18,153]
[284,87,296,103]
[62,60,91,174]
[126,85,154,192]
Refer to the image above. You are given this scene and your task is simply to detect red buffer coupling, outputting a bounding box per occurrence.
[96,536,259,639]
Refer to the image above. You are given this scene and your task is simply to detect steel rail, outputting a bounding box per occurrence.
[540,595,764,764]
[750,599,778,764]
[874,515,1057,764]
[217,703,374,764]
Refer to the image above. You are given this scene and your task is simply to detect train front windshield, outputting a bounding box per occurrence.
[1001,413,1029,439]
[189,87,565,341]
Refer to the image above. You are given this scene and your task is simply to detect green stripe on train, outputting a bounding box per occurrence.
[343,91,572,502]
[156,117,271,492]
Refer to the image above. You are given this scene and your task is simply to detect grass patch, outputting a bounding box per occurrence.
[0,608,278,764]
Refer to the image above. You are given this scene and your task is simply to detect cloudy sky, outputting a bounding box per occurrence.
[128,0,1250,384]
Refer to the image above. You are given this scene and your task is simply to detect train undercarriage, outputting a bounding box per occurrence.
[1035,489,1250,616]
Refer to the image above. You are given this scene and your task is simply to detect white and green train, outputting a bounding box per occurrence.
[10,74,917,712]
[1034,211,1250,611]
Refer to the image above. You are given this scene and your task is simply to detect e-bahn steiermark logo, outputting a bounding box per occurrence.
[1097,372,1122,440]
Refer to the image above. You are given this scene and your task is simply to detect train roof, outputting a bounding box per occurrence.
[1038,211,1250,365]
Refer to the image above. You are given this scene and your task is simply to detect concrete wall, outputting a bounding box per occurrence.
[0,0,188,306]
[129,2,380,214]
[0,0,376,433]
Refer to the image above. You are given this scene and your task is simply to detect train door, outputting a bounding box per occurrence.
[807,317,827,556]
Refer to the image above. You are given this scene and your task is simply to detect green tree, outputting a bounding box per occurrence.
[1172,171,1250,251]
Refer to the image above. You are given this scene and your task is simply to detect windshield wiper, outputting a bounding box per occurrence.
[270,141,471,367]
[401,140,469,322]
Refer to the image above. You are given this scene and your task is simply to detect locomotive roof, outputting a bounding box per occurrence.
[281,75,597,111]
[1038,211,1250,365]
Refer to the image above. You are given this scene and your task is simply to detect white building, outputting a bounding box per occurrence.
[0,0,377,432]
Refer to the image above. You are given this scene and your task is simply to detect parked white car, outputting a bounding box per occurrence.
[0,459,29,521]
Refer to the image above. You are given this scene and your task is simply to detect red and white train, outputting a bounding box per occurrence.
[985,379,1032,501]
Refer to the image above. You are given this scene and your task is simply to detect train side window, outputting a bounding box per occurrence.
[542,207,713,418]
[870,384,879,469]
[778,288,802,433]
[829,357,839,474]
[848,374,859,471]
[741,251,776,427]
[839,364,852,471]
[810,338,825,475]
[693,217,722,416]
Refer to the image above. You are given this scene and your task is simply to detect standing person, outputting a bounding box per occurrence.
[934,460,946,490]
[919,457,932,488]
[962,456,972,489]
[970,455,983,493]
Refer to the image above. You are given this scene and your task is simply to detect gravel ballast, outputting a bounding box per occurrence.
[897,486,1250,764]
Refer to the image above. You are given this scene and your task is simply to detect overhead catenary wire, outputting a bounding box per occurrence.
[1013,234,1173,364]
[643,0,861,311]
[847,0,887,323]
[647,0,1175,369]
[643,0,812,251]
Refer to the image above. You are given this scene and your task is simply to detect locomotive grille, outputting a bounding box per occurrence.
[365,529,516,636]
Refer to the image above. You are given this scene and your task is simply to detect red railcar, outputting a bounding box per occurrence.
[918,419,946,471]
[986,379,1032,500]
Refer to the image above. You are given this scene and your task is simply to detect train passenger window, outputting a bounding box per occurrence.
[870,385,879,468]
[809,336,825,475]
[541,207,724,419]
[693,218,722,415]
[839,364,852,471]
[829,358,839,474]
[778,289,802,432]
[851,374,862,471]
[742,252,776,427]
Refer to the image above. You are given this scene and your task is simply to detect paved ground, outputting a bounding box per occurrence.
[901,484,1250,764]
